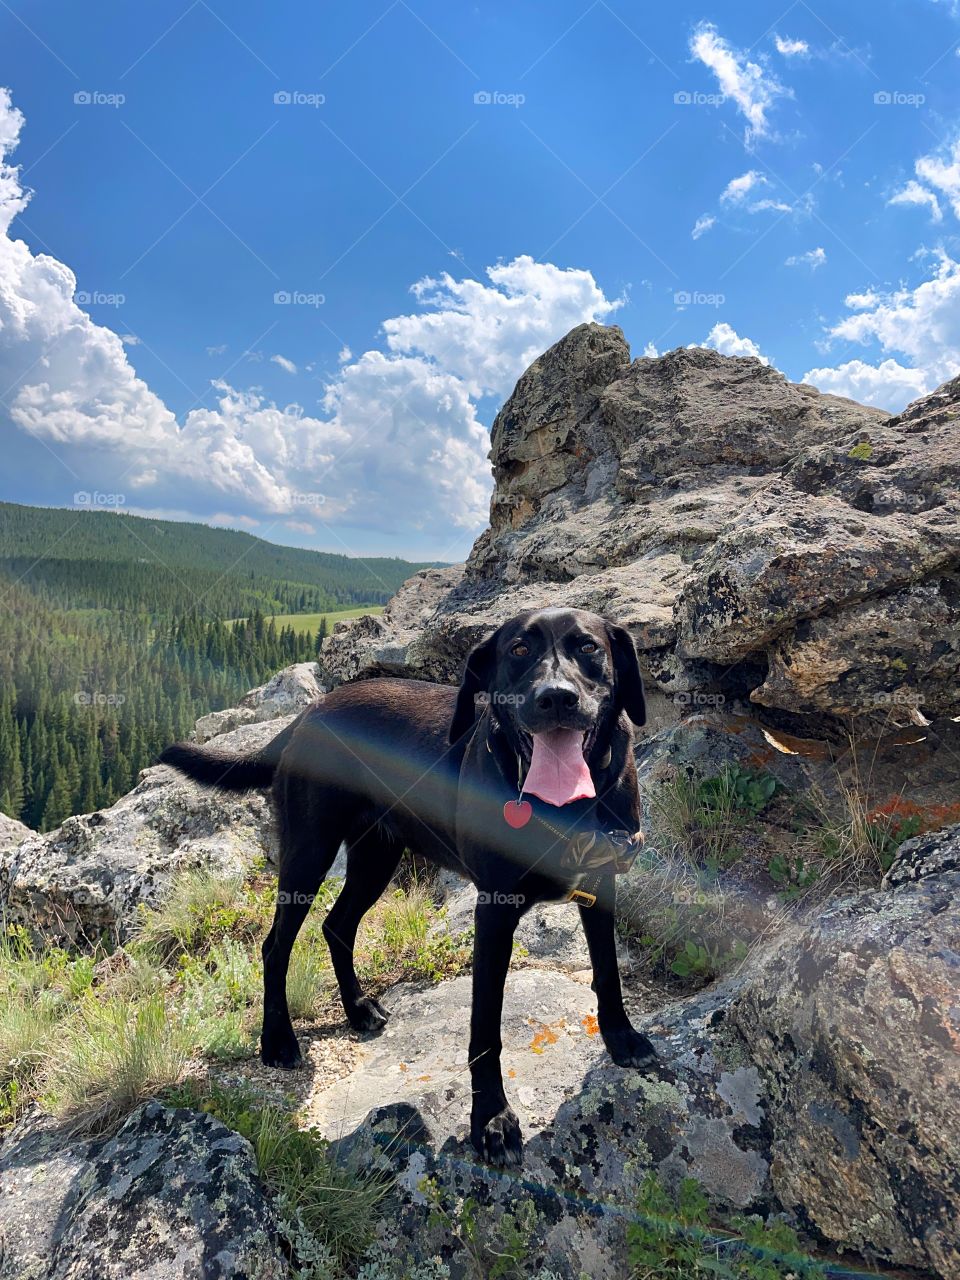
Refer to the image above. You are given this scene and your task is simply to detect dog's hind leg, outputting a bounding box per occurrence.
[261,786,346,1068]
[322,827,403,1034]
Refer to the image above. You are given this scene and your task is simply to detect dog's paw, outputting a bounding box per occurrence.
[260,1032,303,1069]
[347,995,389,1035]
[471,1105,523,1168]
[604,1025,658,1070]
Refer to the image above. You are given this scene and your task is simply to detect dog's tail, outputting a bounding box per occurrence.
[159,718,297,791]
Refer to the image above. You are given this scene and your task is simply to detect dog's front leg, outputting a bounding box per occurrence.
[469,897,523,1167]
[579,881,657,1069]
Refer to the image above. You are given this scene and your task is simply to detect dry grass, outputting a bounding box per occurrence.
[45,990,195,1136]
[0,861,470,1139]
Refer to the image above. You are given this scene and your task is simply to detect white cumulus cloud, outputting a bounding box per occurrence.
[748,197,794,214]
[801,358,930,410]
[690,23,789,144]
[0,88,620,544]
[774,35,810,57]
[691,213,715,239]
[802,250,960,410]
[914,136,960,219]
[888,179,943,223]
[270,354,297,374]
[720,170,767,203]
[785,247,827,269]
[699,322,770,364]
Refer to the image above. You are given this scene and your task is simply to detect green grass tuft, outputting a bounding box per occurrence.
[168,1079,389,1270]
[45,989,195,1136]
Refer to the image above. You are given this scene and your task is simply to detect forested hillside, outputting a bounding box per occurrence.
[0,502,435,831]
[0,502,436,614]
[0,581,318,829]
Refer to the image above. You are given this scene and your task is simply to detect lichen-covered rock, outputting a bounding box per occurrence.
[0,717,292,944]
[729,822,960,1276]
[238,661,325,719]
[320,566,465,684]
[0,1102,288,1279]
[676,401,960,718]
[323,973,769,1280]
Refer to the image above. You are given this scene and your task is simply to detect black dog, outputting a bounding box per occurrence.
[160,607,657,1166]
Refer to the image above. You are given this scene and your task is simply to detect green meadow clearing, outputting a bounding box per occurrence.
[229,604,384,636]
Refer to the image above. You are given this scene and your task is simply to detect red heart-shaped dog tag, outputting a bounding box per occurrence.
[503,799,532,829]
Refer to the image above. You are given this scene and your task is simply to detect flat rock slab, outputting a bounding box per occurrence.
[308,968,605,1141]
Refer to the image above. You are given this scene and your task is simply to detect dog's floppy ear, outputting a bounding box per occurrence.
[449,629,499,744]
[606,622,646,726]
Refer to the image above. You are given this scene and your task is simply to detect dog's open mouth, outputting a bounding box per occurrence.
[522,727,596,807]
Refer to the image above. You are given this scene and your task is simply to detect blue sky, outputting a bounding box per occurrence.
[2,1,960,560]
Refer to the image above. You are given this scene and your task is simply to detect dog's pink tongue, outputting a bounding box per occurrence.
[523,729,595,807]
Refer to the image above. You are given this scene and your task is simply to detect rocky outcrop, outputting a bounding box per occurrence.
[0,1102,287,1279]
[194,660,325,743]
[313,825,960,1279]
[325,971,763,1280]
[320,324,960,730]
[319,566,465,684]
[0,659,333,945]
[0,717,293,945]
[677,399,960,716]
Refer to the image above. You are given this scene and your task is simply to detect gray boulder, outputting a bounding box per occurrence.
[321,969,767,1280]
[0,813,29,859]
[195,661,324,742]
[730,822,960,1277]
[0,1102,287,1279]
[0,717,291,944]
[320,566,465,684]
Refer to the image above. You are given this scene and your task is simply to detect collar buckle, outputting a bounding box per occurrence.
[566,887,598,908]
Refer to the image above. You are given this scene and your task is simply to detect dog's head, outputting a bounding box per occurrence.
[449,608,645,804]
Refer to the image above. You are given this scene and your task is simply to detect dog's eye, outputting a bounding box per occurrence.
[510,642,529,658]
[580,641,599,654]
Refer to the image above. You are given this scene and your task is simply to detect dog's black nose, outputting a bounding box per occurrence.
[533,683,580,713]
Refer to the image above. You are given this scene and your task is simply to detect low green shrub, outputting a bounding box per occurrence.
[627,1172,827,1279]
